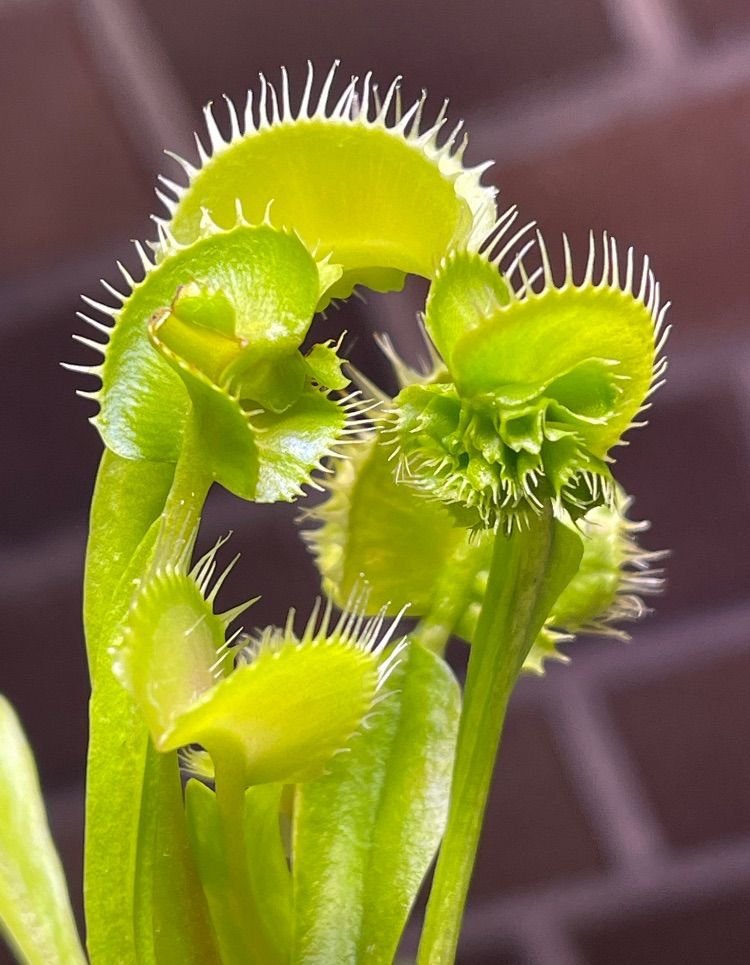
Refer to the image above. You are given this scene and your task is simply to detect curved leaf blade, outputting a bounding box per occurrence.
[292,642,460,964]
[0,696,86,965]
[84,454,216,965]
[185,780,293,965]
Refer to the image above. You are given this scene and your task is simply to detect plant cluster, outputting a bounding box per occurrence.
[0,64,666,965]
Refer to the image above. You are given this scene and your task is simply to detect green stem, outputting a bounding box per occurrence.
[213,764,283,965]
[156,419,281,963]
[418,507,580,964]
[151,415,213,569]
[84,418,216,963]
[411,536,488,656]
[84,450,174,675]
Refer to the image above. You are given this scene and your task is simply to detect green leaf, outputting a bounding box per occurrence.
[110,547,239,745]
[166,638,380,785]
[186,780,273,965]
[0,696,86,965]
[305,438,490,638]
[522,627,571,676]
[185,780,294,965]
[548,490,664,637]
[85,664,150,964]
[113,549,396,787]
[306,436,660,669]
[84,454,216,965]
[87,221,336,464]
[425,245,662,455]
[165,67,497,299]
[147,279,355,503]
[252,389,350,503]
[134,752,221,965]
[155,344,261,499]
[84,449,174,674]
[382,236,667,530]
[387,374,615,529]
[304,341,350,391]
[87,666,216,965]
[84,457,166,962]
[424,249,511,373]
[292,642,461,964]
[244,784,293,956]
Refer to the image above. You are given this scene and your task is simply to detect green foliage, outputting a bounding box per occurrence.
[388,239,667,529]
[113,542,402,788]
[305,437,482,626]
[78,219,364,504]
[418,509,584,964]
[83,451,215,965]
[0,698,86,965]
[306,437,661,669]
[293,642,460,964]
[185,781,292,965]
[164,65,497,297]
[0,63,668,965]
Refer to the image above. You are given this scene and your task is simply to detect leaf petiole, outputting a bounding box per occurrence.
[418,508,582,964]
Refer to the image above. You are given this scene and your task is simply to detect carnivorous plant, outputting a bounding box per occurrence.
[0,64,667,964]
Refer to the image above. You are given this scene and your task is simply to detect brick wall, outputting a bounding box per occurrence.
[1,0,749,961]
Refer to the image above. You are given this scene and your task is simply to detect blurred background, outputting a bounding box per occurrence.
[2,0,750,962]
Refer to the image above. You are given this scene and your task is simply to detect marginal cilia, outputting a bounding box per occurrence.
[70,61,668,685]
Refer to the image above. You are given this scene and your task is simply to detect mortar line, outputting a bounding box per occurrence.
[466,33,750,166]
[601,0,692,66]
[571,602,750,686]
[546,675,666,874]
[72,0,194,176]
[459,835,750,950]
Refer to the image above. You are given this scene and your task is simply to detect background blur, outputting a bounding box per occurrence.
[2,0,750,962]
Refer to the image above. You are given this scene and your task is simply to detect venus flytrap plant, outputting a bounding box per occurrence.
[387,234,666,963]
[306,222,667,958]
[305,436,663,664]
[0,62,667,965]
[77,212,369,964]
[112,533,405,965]
[72,69,500,964]
[113,545,404,781]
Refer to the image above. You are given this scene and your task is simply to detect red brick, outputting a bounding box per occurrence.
[680,0,750,43]
[615,385,750,616]
[578,886,750,965]
[0,307,101,542]
[493,82,750,338]
[0,0,152,275]
[140,0,620,120]
[470,702,606,898]
[0,551,88,787]
[607,646,750,849]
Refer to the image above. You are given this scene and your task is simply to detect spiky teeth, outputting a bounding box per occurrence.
[179,746,216,784]
[302,431,660,674]
[70,217,342,464]
[157,62,498,296]
[236,593,408,693]
[523,628,575,676]
[548,491,666,639]
[69,216,379,501]
[149,281,378,502]
[113,538,406,789]
[110,536,256,744]
[424,234,668,454]
[373,230,668,531]
[384,365,617,531]
[150,281,350,412]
